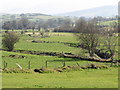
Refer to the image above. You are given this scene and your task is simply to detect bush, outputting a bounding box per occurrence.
[2,32,19,51]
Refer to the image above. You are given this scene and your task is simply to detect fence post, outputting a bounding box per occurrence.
[76,62,80,66]
[4,61,5,69]
[5,62,7,68]
[46,61,48,68]
[110,58,113,67]
[28,61,31,69]
[63,61,65,67]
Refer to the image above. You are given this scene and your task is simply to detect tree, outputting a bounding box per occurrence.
[54,18,74,32]
[19,16,29,33]
[46,19,56,28]
[75,17,118,60]
[2,32,19,51]
[75,17,100,57]
[18,17,29,34]
[61,18,73,30]
[29,22,36,34]
[41,22,48,31]
[36,19,44,32]
[38,24,41,31]
[95,28,117,60]
[2,21,11,30]
[10,20,17,30]
[2,20,17,31]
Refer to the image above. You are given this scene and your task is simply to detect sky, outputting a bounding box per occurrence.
[0,0,119,15]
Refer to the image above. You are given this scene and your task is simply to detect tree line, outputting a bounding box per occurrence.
[2,15,118,33]
[2,16,74,32]
[2,16,118,61]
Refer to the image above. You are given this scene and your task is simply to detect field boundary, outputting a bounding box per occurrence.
[1,49,120,64]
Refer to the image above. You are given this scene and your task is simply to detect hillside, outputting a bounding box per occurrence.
[55,5,118,17]
[0,13,64,21]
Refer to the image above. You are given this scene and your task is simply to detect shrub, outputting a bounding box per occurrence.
[2,32,19,51]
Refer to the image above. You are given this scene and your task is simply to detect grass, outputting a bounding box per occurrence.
[2,51,110,69]
[15,42,79,53]
[14,33,80,54]
[2,32,119,88]
[2,68,118,88]
[40,34,78,43]
[99,20,117,26]
[15,33,119,59]
[2,51,64,69]
[23,32,78,43]
[2,32,119,68]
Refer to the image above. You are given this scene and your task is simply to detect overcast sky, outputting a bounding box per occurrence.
[0,0,119,14]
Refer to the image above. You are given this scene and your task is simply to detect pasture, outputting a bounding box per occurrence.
[2,68,118,88]
[1,31,119,88]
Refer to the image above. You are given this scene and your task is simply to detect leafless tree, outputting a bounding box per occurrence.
[94,22,118,60]
[19,17,29,34]
[75,17,100,57]
[29,22,36,34]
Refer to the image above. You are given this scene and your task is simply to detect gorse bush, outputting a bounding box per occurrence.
[2,32,19,51]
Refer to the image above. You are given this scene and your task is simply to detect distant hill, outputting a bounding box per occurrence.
[0,13,64,21]
[55,5,118,17]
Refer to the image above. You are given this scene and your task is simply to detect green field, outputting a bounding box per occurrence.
[15,33,81,55]
[2,32,119,88]
[100,20,117,26]
[3,68,118,88]
[2,50,112,69]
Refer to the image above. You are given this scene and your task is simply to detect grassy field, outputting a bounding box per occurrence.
[2,50,112,69]
[14,33,82,55]
[99,20,117,26]
[2,32,119,88]
[2,68,118,88]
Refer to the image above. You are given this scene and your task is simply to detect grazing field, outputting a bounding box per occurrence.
[2,32,119,88]
[15,33,79,54]
[99,20,117,26]
[2,51,112,69]
[2,68,118,88]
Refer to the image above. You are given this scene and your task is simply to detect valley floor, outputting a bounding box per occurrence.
[2,67,118,88]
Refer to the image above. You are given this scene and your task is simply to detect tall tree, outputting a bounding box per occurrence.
[19,16,29,30]
[30,22,36,34]
[75,17,100,57]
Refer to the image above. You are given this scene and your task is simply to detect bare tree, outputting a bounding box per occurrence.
[75,17,100,57]
[38,24,41,32]
[30,22,36,34]
[94,21,118,60]
[37,19,44,31]
[19,16,29,34]
[10,20,17,30]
